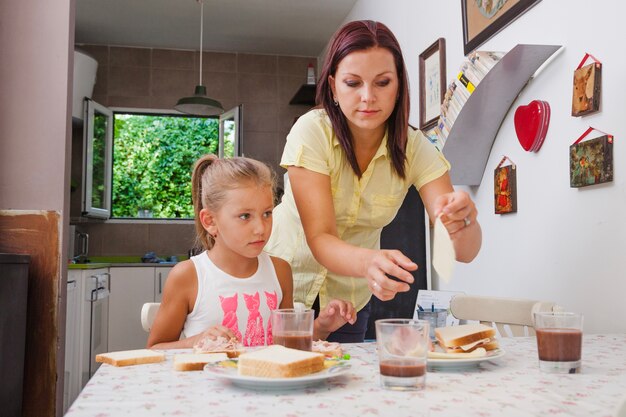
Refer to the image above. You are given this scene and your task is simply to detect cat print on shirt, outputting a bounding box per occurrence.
[243,292,265,346]
[264,290,278,344]
[218,293,242,341]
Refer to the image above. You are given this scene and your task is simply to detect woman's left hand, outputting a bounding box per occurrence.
[433,190,477,235]
[315,299,357,334]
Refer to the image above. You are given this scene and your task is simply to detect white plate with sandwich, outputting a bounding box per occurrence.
[204,345,351,389]
[427,324,506,369]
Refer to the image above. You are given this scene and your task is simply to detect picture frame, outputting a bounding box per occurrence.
[494,164,517,214]
[569,135,613,188]
[419,38,446,130]
[461,0,541,56]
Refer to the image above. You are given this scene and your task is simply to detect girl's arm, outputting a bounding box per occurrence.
[287,166,415,301]
[418,172,482,262]
[270,255,355,340]
[147,260,235,349]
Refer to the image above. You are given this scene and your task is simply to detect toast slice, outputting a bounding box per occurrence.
[95,349,165,367]
[435,324,497,353]
[173,352,228,371]
[238,345,325,378]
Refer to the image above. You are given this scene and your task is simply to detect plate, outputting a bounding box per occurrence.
[203,359,351,390]
[427,349,506,369]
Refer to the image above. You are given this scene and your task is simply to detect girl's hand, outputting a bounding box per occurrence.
[365,250,416,302]
[192,325,237,345]
[315,299,356,334]
[433,190,476,235]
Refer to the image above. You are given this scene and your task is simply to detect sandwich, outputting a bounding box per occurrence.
[312,340,343,358]
[435,323,499,354]
[173,352,228,371]
[237,345,325,378]
[95,349,165,367]
[193,336,245,358]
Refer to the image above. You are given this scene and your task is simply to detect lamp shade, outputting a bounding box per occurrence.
[175,85,224,116]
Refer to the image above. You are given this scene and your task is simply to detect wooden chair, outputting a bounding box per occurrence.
[449,294,562,337]
[141,302,160,333]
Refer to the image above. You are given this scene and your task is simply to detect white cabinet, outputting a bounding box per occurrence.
[154,266,172,302]
[108,266,172,351]
[64,268,110,413]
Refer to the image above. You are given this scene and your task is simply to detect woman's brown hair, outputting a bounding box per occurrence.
[191,154,276,251]
[316,20,410,178]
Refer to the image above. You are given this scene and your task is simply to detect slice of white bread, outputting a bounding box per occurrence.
[435,324,498,352]
[173,352,228,371]
[238,345,325,378]
[312,340,343,358]
[95,349,165,367]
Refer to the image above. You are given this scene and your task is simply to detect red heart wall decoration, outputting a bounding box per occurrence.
[514,100,551,152]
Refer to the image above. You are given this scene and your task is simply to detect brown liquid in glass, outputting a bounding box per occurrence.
[273,332,312,351]
[379,360,426,377]
[536,328,582,361]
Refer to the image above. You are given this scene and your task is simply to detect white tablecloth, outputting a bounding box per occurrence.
[66,334,626,417]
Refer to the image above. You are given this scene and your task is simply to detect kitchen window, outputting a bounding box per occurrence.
[110,107,240,220]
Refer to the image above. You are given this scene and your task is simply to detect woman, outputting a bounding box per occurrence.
[266,20,482,342]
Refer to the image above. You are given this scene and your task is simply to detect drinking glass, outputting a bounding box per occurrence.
[375,319,429,391]
[534,312,583,374]
[416,308,448,340]
[270,308,314,351]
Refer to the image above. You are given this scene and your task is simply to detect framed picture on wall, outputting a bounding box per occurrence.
[419,38,446,130]
[461,0,542,55]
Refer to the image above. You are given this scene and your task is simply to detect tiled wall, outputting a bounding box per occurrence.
[74,45,316,257]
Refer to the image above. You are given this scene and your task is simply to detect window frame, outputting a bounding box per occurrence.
[107,107,220,222]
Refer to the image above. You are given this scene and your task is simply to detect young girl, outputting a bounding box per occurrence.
[147,154,355,349]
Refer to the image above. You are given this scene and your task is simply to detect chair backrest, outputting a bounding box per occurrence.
[141,302,161,333]
[449,294,562,337]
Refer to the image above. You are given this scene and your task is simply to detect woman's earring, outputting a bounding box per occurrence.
[333,99,339,106]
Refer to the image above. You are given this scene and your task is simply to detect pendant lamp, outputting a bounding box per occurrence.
[175,0,224,116]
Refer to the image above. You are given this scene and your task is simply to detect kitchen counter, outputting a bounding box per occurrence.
[68,256,182,270]
[68,263,112,270]
[68,263,179,269]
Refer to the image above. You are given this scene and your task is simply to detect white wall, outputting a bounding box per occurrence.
[344,0,626,333]
[0,1,74,415]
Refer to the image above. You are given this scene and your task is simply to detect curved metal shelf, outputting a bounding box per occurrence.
[442,44,562,185]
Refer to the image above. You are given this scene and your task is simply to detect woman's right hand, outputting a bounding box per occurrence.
[364,249,417,301]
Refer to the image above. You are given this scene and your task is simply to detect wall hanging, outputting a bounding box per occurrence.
[494,156,517,214]
[570,127,613,188]
[461,0,542,55]
[514,99,550,152]
[419,38,446,130]
[571,53,602,117]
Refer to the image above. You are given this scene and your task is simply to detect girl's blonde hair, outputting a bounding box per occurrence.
[191,154,276,251]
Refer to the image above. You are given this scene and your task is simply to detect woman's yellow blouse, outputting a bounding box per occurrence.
[265,109,450,312]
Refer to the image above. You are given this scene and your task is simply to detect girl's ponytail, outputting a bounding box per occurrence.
[191,154,218,250]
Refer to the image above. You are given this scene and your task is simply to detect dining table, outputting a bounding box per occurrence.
[66,334,626,417]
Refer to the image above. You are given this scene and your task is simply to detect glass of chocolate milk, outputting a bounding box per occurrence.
[271,308,314,351]
[534,312,583,374]
[375,319,429,390]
